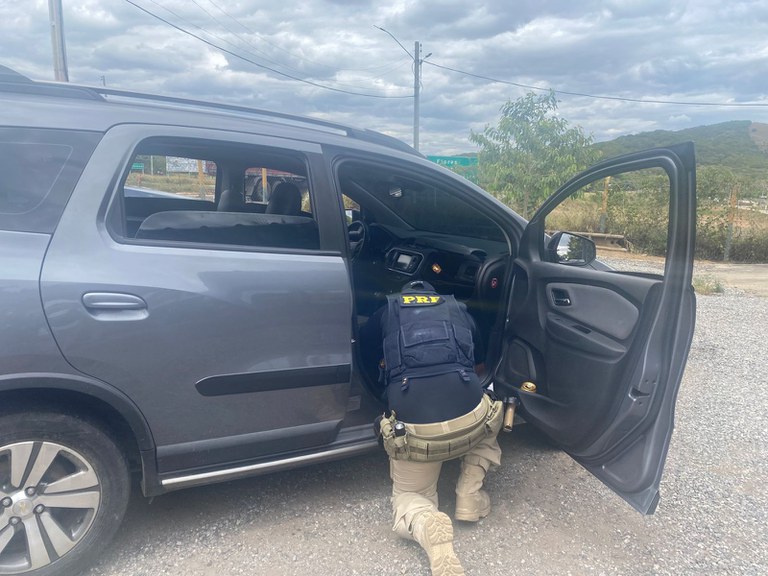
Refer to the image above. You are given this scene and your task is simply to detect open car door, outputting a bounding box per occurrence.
[496,142,696,514]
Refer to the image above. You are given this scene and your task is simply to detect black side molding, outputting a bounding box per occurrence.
[196,364,351,396]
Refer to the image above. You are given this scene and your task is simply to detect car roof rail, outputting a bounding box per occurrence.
[0,64,419,156]
[91,86,420,155]
[0,64,33,83]
[0,64,104,101]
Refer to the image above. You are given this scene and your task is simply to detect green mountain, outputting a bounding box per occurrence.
[594,120,768,178]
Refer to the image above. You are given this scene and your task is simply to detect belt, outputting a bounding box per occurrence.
[404,395,490,439]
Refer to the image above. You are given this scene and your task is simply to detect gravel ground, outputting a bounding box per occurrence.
[86,266,768,576]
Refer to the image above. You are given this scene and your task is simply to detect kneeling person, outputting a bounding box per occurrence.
[370,281,503,576]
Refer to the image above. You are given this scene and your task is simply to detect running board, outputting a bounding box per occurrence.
[160,438,379,491]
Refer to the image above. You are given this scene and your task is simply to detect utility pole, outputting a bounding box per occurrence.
[48,0,69,81]
[413,41,421,152]
[411,42,431,151]
[374,27,429,152]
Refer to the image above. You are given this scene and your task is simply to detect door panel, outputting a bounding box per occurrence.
[498,143,696,513]
[504,261,662,450]
[546,282,639,340]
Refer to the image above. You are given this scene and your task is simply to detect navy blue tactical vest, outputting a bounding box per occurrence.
[382,282,475,390]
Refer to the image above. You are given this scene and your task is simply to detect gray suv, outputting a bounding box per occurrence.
[0,65,697,576]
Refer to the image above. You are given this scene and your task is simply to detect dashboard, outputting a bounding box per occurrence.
[352,222,509,316]
[384,245,486,296]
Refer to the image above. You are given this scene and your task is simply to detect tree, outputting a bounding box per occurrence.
[470,91,600,218]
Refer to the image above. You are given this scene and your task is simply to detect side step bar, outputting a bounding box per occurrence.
[160,438,379,491]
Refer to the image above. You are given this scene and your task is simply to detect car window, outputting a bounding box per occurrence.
[114,138,319,251]
[0,128,101,233]
[544,168,670,276]
[124,156,217,201]
[339,161,505,242]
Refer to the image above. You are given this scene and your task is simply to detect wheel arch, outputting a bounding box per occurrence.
[0,372,160,495]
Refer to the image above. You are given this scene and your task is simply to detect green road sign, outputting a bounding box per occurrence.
[427,155,479,183]
[427,155,477,167]
[131,162,144,171]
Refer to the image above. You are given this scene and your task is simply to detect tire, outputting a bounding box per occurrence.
[0,411,130,576]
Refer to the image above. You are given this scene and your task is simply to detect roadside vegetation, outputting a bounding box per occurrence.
[467,92,768,264]
[692,275,726,295]
[125,170,216,199]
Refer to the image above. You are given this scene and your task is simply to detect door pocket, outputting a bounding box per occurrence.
[546,313,626,358]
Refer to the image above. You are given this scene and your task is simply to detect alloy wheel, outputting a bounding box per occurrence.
[0,441,101,574]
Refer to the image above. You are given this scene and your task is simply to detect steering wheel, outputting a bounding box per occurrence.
[348,220,368,260]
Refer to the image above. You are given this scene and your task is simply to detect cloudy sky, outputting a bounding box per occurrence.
[2,0,768,153]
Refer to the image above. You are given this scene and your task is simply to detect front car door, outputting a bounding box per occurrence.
[496,143,696,513]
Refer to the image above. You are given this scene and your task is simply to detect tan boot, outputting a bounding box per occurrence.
[412,510,465,576]
[455,489,491,522]
[455,460,491,522]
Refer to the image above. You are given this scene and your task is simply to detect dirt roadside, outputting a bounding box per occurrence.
[692,259,768,297]
[598,249,768,297]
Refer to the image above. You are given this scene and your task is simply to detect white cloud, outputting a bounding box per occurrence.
[2,0,768,153]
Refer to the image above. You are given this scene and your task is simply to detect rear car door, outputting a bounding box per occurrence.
[496,143,696,513]
[40,125,354,480]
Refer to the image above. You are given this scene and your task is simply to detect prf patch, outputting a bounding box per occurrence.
[400,294,444,306]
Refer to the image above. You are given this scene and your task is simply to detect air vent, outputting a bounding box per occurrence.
[459,263,479,281]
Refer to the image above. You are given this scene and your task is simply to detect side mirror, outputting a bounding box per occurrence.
[547,232,597,266]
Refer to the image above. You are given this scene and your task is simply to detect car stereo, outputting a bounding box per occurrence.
[385,249,422,275]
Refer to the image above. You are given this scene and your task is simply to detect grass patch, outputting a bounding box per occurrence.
[125,172,216,197]
[693,275,725,295]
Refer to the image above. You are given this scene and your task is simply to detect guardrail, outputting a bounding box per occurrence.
[547,231,630,251]
[579,232,629,252]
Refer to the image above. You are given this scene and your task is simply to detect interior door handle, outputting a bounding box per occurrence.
[551,288,572,306]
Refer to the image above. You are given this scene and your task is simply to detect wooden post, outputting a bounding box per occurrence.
[724,182,739,261]
[197,159,205,199]
[599,176,611,233]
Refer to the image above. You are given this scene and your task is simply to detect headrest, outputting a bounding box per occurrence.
[266,182,302,215]
[217,188,244,212]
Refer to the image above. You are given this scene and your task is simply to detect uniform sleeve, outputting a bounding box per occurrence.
[470,314,486,363]
[457,302,485,363]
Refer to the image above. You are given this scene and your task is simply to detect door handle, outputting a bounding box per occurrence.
[82,292,147,310]
[82,292,148,320]
[551,288,571,306]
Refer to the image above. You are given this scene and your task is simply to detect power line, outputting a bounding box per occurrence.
[142,0,286,72]
[185,0,289,67]
[425,60,768,108]
[139,0,407,94]
[205,0,411,74]
[124,0,412,99]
